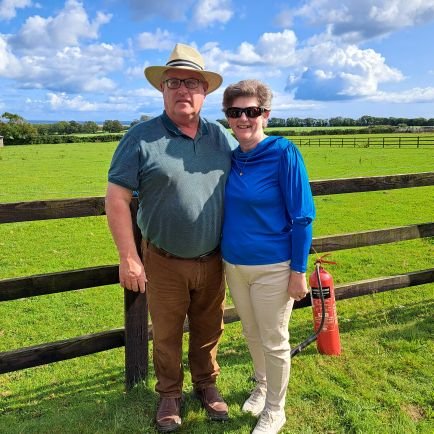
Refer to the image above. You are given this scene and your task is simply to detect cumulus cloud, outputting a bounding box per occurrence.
[136,28,177,50]
[200,28,404,102]
[201,29,298,78]
[0,1,123,93]
[48,92,99,111]
[287,40,404,100]
[14,44,123,93]
[0,0,33,21]
[281,0,434,42]
[9,0,112,52]
[0,35,23,77]
[193,0,233,28]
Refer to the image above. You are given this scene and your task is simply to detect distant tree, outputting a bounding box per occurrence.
[81,121,99,134]
[1,112,26,123]
[268,117,286,127]
[51,121,70,134]
[66,120,82,134]
[0,112,37,145]
[103,120,124,133]
[34,124,51,135]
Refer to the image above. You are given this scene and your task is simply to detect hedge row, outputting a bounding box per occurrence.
[266,126,398,136]
[4,134,124,146]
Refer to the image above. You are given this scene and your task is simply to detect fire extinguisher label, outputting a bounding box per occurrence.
[311,286,331,299]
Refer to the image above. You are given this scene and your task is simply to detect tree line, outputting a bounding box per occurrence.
[0,113,158,145]
[1,112,434,146]
[216,115,434,128]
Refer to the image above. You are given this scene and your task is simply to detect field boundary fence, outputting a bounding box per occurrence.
[0,172,433,389]
[290,135,434,148]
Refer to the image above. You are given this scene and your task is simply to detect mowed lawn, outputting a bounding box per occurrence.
[0,142,433,433]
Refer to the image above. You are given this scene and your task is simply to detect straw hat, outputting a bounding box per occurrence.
[144,43,222,95]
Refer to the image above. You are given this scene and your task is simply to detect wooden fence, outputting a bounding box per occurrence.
[0,172,433,390]
[291,136,434,148]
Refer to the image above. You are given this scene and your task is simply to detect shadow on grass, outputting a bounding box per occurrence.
[0,351,261,433]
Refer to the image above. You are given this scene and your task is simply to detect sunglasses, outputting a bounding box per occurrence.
[225,106,268,119]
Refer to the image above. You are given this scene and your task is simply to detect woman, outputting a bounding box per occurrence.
[221,80,315,434]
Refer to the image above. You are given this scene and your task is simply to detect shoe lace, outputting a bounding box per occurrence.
[249,384,266,405]
[256,408,276,430]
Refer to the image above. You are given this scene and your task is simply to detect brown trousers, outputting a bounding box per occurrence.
[142,241,225,398]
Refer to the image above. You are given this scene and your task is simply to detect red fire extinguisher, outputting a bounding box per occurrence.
[309,255,341,355]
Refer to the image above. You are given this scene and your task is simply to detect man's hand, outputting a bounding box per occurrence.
[119,253,147,293]
[287,271,309,301]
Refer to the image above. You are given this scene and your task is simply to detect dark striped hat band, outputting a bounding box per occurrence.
[166,59,204,71]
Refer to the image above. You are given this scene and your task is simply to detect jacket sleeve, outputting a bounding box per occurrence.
[278,141,316,272]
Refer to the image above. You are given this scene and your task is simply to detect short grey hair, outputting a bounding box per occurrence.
[222,79,273,110]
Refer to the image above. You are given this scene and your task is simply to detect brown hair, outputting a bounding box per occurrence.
[222,79,273,110]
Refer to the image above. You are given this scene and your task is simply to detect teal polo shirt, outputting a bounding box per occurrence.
[108,111,237,258]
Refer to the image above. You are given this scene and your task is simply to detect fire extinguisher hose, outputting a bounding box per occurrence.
[290,262,326,358]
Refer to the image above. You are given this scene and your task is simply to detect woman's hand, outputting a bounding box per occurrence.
[287,271,309,301]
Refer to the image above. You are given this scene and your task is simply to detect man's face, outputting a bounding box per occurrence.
[161,69,208,124]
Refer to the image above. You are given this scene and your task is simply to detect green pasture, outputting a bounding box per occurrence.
[0,142,433,433]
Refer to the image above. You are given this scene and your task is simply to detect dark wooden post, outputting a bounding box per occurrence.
[124,197,149,390]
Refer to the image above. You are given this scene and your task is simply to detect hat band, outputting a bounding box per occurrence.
[166,59,204,71]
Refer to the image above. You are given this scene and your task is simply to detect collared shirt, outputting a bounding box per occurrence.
[108,111,237,257]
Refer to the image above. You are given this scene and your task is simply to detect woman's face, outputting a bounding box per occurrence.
[226,96,270,148]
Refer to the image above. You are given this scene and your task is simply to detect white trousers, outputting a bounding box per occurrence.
[224,261,294,412]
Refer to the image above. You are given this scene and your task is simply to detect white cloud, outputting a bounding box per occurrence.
[0,0,33,21]
[136,28,177,51]
[286,39,404,100]
[256,30,297,66]
[193,0,233,28]
[48,92,98,111]
[201,28,404,102]
[201,29,297,75]
[284,0,434,42]
[287,41,404,101]
[1,42,124,93]
[9,0,112,52]
[0,35,23,77]
[0,2,123,93]
[367,87,434,103]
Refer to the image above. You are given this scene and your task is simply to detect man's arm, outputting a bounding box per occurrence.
[105,182,147,293]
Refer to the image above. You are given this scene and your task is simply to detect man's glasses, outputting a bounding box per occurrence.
[225,107,268,118]
[163,78,202,89]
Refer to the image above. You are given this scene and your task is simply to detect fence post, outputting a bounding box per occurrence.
[124,198,148,390]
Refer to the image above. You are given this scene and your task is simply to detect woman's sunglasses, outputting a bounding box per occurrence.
[225,106,268,119]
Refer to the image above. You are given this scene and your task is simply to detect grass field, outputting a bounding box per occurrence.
[0,141,433,433]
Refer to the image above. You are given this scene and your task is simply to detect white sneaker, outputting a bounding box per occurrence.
[252,408,286,434]
[242,383,267,417]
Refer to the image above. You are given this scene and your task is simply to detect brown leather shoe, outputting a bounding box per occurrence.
[155,397,182,432]
[195,386,229,421]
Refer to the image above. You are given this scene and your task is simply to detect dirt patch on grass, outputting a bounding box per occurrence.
[402,404,425,421]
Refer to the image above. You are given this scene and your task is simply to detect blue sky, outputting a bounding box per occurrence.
[1,0,434,122]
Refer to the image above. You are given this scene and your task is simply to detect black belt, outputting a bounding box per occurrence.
[147,242,220,262]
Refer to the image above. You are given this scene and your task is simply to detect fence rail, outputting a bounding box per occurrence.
[1,172,433,224]
[291,136,434,148]
[1,222,433,302]
[0,172,433,387]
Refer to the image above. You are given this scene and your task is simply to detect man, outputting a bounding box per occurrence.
[105,43,237,432]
